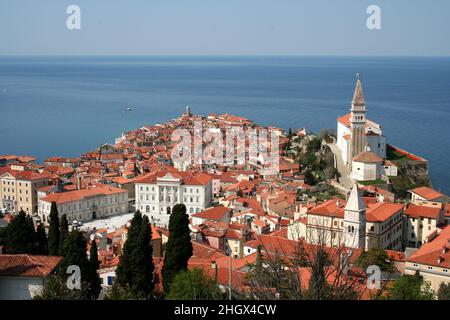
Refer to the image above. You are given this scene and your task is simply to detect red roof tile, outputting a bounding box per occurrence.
[0,255,62,277]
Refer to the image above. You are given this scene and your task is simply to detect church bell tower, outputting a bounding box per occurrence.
[348,73,367,166]
[343,183,366,250]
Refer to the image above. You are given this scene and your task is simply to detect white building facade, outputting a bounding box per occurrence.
[38,184,128,223]
[336,76,387,168]
[135,171,213,226]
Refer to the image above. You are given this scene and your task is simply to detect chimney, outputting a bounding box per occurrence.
[55,179,63,193]
[77,175,82,190]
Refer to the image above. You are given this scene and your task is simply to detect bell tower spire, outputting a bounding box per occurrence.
[348,73,367,165]
[343,183,366,249]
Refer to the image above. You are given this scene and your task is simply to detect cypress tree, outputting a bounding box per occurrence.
[35,223,49,255]
[87,239,102,300]
[116,211,143,289]
[116,211,155,298]
[59,214,69,255]
[48,202,60,255]
[4,210,36,254]
[60,230,101,300]
[134,215,154,297]
[162,204,193,293]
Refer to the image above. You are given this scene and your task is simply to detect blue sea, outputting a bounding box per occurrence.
[0,56,449,194]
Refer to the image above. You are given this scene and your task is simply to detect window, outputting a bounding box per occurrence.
[107,276,114,286]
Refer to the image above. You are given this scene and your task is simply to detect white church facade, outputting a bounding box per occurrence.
[287,184,404,251]
[336,75,392,182]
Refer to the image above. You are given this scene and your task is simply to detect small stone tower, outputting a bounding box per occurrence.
[343,183,366,250]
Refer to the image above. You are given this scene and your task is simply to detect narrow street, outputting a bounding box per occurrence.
[326,141,352,191]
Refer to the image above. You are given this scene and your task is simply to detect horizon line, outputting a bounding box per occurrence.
[1,54,450,58]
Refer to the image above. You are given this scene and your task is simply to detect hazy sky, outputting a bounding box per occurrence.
[1,0,449,56]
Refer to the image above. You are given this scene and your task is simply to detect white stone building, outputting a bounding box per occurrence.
[0,255,62,300]
[135,170,213,226]
[38,183,128,223]
[336,76,387,168]
[288,184,404,251]
[351,150,384,181]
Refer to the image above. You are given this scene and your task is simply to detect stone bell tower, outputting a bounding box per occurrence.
[348,73,367,166]
[343,183,366,250]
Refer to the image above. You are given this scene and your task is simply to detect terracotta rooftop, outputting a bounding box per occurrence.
[192,206,230,222]
[0,255,62,277]
[409,186,447,201]
[366,202,403,222]
[353,151,383,163]
[407,226,450,268]
[405,203,442,220]
[41,183,126,204]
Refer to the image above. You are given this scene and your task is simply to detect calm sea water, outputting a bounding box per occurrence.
[0,56,449,194]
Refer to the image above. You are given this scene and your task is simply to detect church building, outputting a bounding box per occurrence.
[336,74,388,181]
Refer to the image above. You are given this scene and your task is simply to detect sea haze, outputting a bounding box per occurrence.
[0,56,449,194]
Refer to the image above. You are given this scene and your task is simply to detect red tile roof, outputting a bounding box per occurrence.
[366,202,403,222]
[353,151,383,163]
[308,199,346,218]
[0,255,62,277]
[410,187,446,201]
[405,203,441,220]
[42,183,126,204]
[407,226,450,268]
[192,206,230,222]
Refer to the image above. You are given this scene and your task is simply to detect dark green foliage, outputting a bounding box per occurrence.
[33,276,85,300]
[35,223,48,255]
[166,268,224,300]
[87,239,102,299]
[357,247,393,273]
[388,272,434,300]
[48,202,60,256]
[306,137,321,153]
[104,282,142,300]
[162,204,193,293]
[59,214,69,255]
[304,169,317,186]
[115,211,155,299]
[4,210,36,254]
[59,230,101,300]
[438,282,450,300]
[288,128,293,138]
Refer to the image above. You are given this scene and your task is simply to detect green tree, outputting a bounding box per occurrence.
[388,272,434,300]
[59,230,101,300]
[48,202,60,256]
[162,204,193,293]
[115,211,155,299]
[87,239,102,299]
[166,268,223,300]
[35,223,49,255]
[304,169,317,186]
[307,137,321,153]
[59,214,69,255]
[4,210,36,254]
[356,247,394,273]
[437,282,450,300]
[33,275,84,300]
